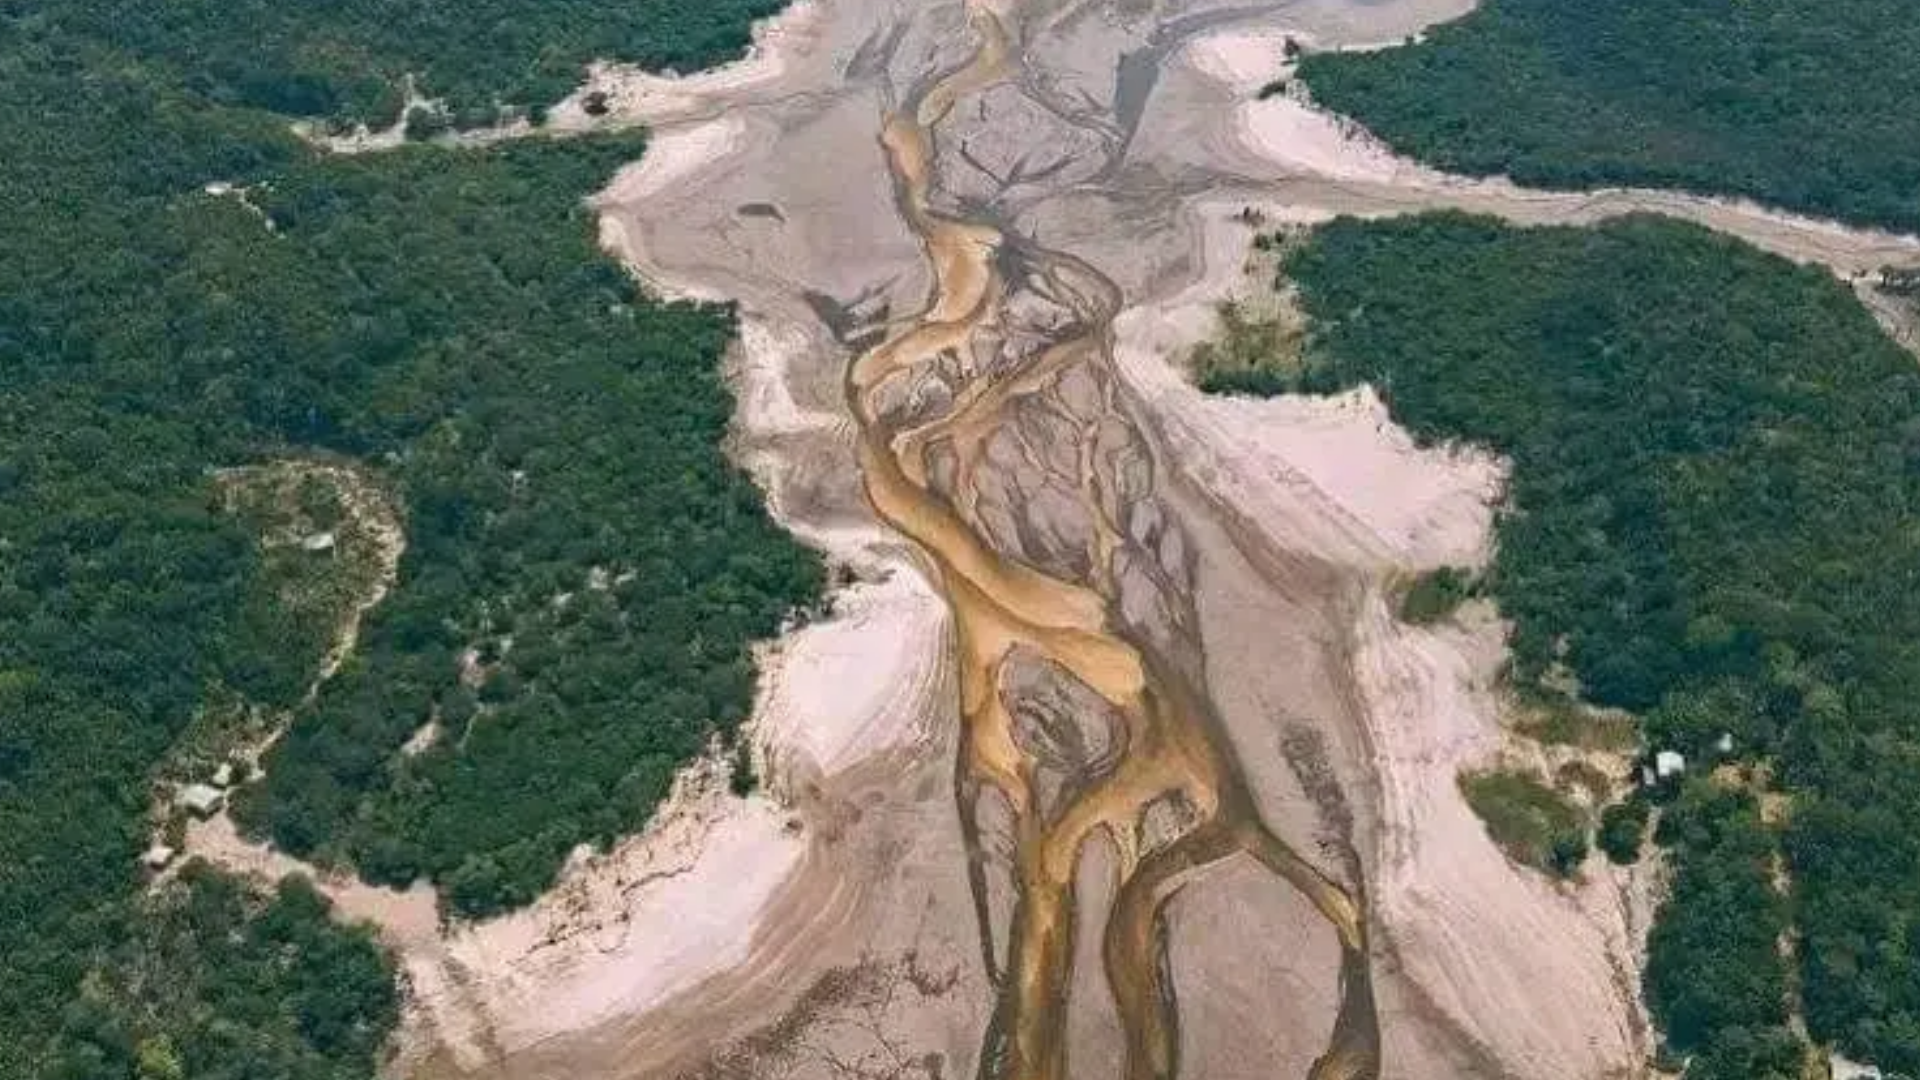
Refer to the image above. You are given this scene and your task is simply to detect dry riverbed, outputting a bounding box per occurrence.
[190,0,1920,1077]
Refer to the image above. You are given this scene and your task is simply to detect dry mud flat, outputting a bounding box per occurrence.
[200,0,1920,1078]
[575,0,1674,1075]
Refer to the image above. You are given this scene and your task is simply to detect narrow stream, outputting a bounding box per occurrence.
[848,7,1376,1078]
[572,0,1920,1075]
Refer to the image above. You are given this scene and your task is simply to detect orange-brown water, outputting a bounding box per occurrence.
[845,8,1379,1078]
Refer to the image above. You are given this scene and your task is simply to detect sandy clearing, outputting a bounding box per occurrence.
[591,113,761,304]
[754,564,951,779]
[1113,197,1504,574]
[1106,162,1644,1077]
[592,134,747,305]
[596,116,748,205]
[1238,97,1427,187]
[1180,25,1301,92]
[1348,597,1648,1078]
[435,767,806,1056]
[1861,284,1920,358]
[1178,26,1421,186]
[545,0,826,131]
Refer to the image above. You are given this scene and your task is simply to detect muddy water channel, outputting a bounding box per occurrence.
[853,7,1373,1079]
[559,0,1920,1076]
[579,0,1529,1076]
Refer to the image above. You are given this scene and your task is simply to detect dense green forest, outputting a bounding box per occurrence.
[230,139,821,917]
[40,0,785,128]
[0,0,813,1076]
[1297,0,1920,233]
[1235,213,1920,1073]
[52,865,400,1080]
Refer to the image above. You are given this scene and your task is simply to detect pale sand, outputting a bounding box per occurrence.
[1179,25,1300,92]
[753,565,951,779]
[597,116,748,205]
[1111,190,1649,1075]
[591,121,750,306]
[434,766,805,1059]
[1349,598,1646,1077]
[1113,198,1504,574]
[1238,97,1426,186]
[545,1,826,131]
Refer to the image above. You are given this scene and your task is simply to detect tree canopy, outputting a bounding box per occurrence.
[0,0,814,1075]
[32,0,785,129]
[1298,0,1920,233]
[1232,212,1920,1073]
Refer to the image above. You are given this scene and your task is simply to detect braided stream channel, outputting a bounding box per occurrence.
[850,8,1376,1079]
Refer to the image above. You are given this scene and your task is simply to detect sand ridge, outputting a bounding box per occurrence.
[1105,188,1646,1078]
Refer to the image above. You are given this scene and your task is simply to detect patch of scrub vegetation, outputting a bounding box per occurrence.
[1458,768,1589,877]
[1396,566,1474,625]
[1297,0,1920,233]
[1871,268,1920,356]
[1189,228,1310,397]
[221,466,384,651]
[1241,210,1920,1074]
[1597,797,1651,865]
[1508,690,1639,754]
[0,0,816,1074]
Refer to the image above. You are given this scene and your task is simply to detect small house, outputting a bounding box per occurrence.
[212,762,235,788]
[1831,1053,1882,1080]
[299,530,337,554]
[142,844,177,871]
[1654,750,1686,780]
[178,783,225,818]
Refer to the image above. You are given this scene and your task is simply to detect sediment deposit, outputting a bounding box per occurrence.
[204,0,1920,1076]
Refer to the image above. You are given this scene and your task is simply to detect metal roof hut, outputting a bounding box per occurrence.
[177,783,225,818]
